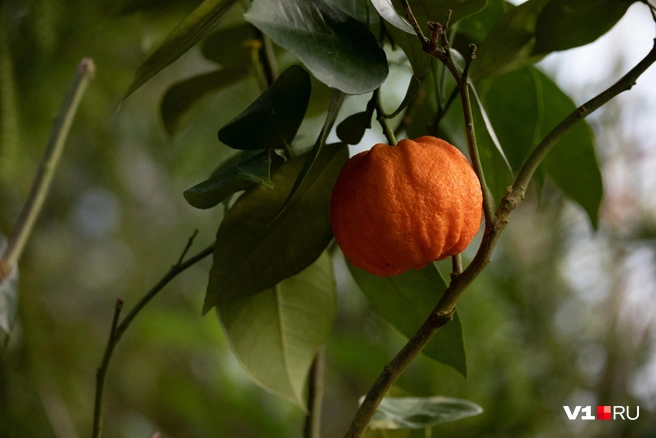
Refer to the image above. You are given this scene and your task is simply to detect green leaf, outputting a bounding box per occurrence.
[217,251,336,410]
[201,24,257,67]
[203,143,348,314]
[371,0,414,34]
[218,65,311,150]
[0,234,19,338]
[387,25,430,78]
[245,0,388,94]
[336,111,372,145]
[482,66,602,226]
[184,149,284,209]
[274,89,345,218]
[471,0,550,79]
[122,0,240,100]
[348,262,467,377]
[538,69,602,227]
[387,76,421,119]
[534,0,635,54]
[457,0,513,44]
[367,396,483,429]
[161,68,247,136]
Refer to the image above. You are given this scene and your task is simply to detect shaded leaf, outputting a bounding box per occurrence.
[275,89,345,218]
[457,0,513,44]
[329,0,378,24]
[0,234,19,337]
[336,111,372,145]
[538,69,602,227]
[245,0,388,94]
[184,149,284,209]
[161,68,247,136]
[482,66,602,226]
[387,76,421,119]
[367,396,483,429]
[201,24,257,67]
[218,251,336,410]
[534,0,635,54]
[387,24,430,77]
[348,262,467,377]
[123,0,240,100]
[218,65,311,150]
[471,0,550,79]
[203,143,348,313]
[371,0,414,34]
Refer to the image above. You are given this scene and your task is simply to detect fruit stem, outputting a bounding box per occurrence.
[374,88,397,145]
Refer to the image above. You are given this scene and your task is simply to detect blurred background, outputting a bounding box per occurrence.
[1,0,655,437]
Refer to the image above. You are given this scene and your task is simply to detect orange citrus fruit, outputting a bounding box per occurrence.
[330,136,483,276]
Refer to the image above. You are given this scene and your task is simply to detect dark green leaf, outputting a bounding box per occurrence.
[201,24,257,67]
[482,66,602,226]
[471,0,550,79]
[161,68,247,136]
[371,0,414,34]
[184,149,284,209]
[348,262,467,377]
[534,0,635,54]
[538,69,602,227]
[218,65,311,150]
[274,89,345,218]
[245,0,388,94]
[122,0,240,100]
[457,0,513,44]
[329,0,378,24]
[387,76,421,118]
[368,396,483,429]
[387,24,430,78]
[203,143,348,313]
[336,111,371,145]
[0,234,19,338]
[217,251,336,410]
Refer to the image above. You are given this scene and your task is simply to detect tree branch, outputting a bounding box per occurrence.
[0,59,95,280]
[91,236,215,438]
[373,88,397,146]
[342,32,656,438]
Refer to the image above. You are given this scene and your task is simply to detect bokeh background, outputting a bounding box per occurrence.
[1,0,655,437]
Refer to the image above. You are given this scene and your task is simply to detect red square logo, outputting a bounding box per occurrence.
[597,405,611,420]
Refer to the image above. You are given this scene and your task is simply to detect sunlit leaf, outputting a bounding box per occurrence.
[275,89,345,218]
[184,149,284,209]
[218,65,311,150]
[203,143,348,314]
[367,396,483,429]
[534,0,635,54]
[348,262,467,377]
[122,0,240,100]
[471,0,550,79]
[161,68,246,136]
[0,234,19,339]
[245,0,388,94]
[218,251,336,410]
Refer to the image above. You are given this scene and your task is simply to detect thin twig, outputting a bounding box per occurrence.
[92,299,123,438]
[400,0,428,47]
[0,59,95,280]
[461,44,477,83]
[450,254,462,280]
[374,88,397,145]
[91,237,216,438]
[304,347,325,438]
[342,32,656,438]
